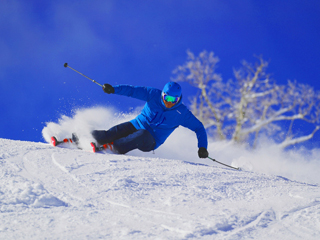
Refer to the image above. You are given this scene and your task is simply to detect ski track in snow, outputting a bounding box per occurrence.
[1,138,320,239]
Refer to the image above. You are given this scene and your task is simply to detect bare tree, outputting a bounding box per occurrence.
[172,50,320,148]
[172,50,227,139]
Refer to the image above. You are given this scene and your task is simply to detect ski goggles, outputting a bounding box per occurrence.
[162,92,180,103]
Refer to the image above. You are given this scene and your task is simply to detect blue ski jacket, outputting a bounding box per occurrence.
[113,85,208,150]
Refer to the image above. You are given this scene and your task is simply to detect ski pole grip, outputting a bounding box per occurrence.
[64,63,68,68]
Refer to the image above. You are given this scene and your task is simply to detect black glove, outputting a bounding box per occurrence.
[198,147,209,158]
[102,84,115,94]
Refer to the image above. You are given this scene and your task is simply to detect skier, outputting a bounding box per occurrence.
[90,81,209,158]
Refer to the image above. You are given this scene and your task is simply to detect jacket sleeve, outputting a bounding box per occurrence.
[113,85,155,101]
[181,109,208,149]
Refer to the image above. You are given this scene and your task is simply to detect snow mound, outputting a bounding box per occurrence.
[1,138,320,239]
[0,180,67,211]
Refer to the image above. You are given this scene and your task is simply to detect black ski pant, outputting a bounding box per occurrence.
[91,121,156,154]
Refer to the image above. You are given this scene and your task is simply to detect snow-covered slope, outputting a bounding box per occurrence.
[1,138,320,239]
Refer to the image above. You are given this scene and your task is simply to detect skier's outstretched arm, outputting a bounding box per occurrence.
[102,83,155,101]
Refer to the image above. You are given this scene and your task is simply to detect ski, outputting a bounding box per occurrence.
[51,133,82,149]
[90,142,113,153]
[51,134,113,153]
[90,142,105,153]
[51,136,73,147]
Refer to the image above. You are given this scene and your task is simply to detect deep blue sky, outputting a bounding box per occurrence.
[1,0,320,146]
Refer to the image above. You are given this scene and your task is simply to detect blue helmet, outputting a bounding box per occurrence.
[162,82,182,97]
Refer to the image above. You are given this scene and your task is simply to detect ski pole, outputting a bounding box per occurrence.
[207,156,240,170]
[64,63,103,87]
